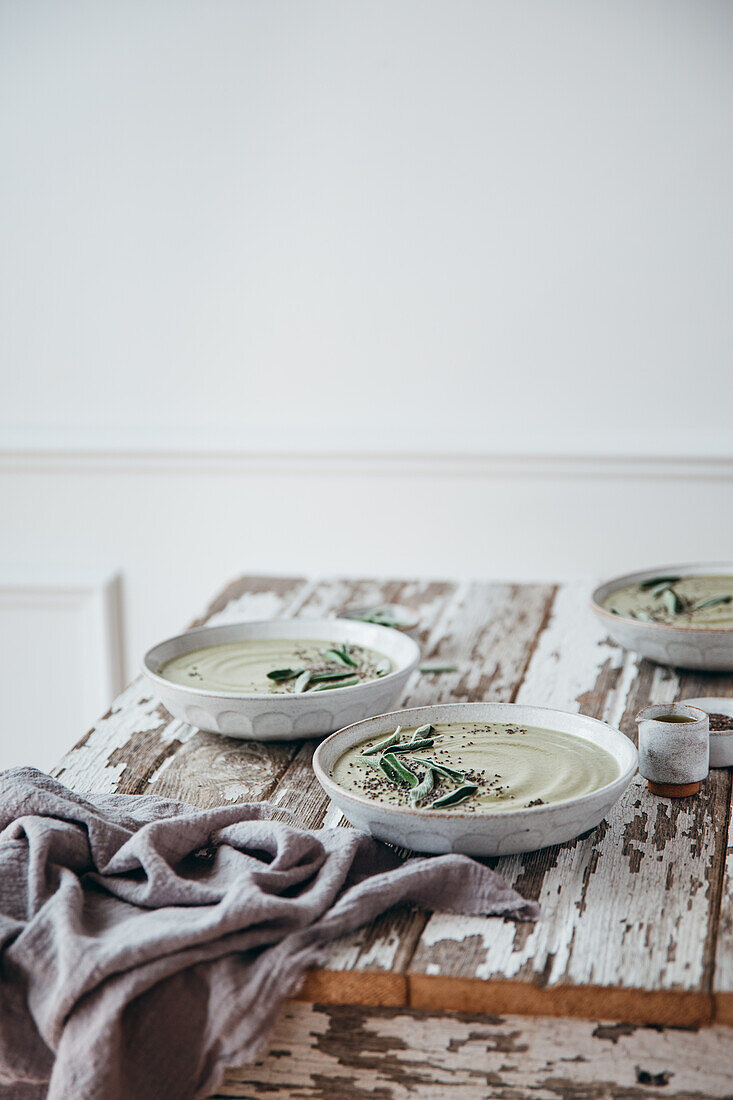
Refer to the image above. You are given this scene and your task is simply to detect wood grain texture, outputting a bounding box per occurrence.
[215,1002,733,1099]
[50,574,733,1030]
[409,582,732,1026]
[713,736,733,1025]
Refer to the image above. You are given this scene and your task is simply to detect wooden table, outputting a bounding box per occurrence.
[53,575,733,1099]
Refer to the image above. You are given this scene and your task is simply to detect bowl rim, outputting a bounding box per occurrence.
[591,562,733,635]
[313,701,638,821]
[141,617,420,701]
[677,696,733,734]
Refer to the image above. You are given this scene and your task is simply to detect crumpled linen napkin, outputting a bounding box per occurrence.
[0,767,538,1100]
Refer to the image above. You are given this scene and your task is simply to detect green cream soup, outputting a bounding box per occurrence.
[602,574,733,628]
[333,721,620,812]
[160,638,391,694]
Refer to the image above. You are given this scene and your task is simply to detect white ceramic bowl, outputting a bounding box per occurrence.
[591,563,733,670]
[679,697,733,768]
[142,619,420,740]
[313,702,637,856]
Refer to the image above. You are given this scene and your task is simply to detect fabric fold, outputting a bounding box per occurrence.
[0,767,538,1100]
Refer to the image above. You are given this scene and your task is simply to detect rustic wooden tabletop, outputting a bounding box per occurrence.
[52,575,733,1098]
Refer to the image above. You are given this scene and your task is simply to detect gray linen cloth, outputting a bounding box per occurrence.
[0,767,538,1100]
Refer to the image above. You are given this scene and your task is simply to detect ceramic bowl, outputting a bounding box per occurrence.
[679,697,733,768]
[313,702,638,856]
[142,619,420,740]
[591,562,733,670]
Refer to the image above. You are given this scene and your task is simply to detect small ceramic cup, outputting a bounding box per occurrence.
[636,703,709,797]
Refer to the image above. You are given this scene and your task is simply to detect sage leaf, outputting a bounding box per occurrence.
[379,753,419,788]
[266,668,303,682]
[648,581,677,599]
[321,647,358,668]
[344,605,416,629]
[639,576,681,590]
[293,670,312,693]
[361,728,402,756]
[409,767,435,805]
[662,588,685,615]
[411,757,466,784]
[387,738,435,754]
[429,784,478,809]
[692,595,732,612]
[413,724,434,739]
[309,670,356,682]
[311,676,359,691]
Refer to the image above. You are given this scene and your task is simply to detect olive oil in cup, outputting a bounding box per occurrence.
[636,704,709,798]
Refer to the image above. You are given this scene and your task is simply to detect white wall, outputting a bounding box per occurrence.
[2,0,732,454]
[1,2,732,769]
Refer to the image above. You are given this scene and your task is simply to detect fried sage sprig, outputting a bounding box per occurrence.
[639,575,680,590]
[309,670,356,682]
[266,668,304,682]
[293,670,312,693]
[429,784,478,809]
[409,767,435,805]
[647,581,677,599]
[411,757,466,784]
[361,728,402,756]
[345,605,415,629]
[662,588,686,615]
[311,676,359,691]
[692,594,732,612]
[388,738,435,754]
[321,646,358,668]
[379,753,419,788]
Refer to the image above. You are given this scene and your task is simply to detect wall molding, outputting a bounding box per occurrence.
[2,445,733,481]
[0,569,125,716]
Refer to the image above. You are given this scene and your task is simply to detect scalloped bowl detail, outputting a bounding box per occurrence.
[591,563,733,671]
[313,701,637,856]
[142,618,420,740]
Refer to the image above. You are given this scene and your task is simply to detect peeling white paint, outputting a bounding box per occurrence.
[221,1003,733,1099]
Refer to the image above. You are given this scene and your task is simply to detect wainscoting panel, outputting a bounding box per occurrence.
[0,570,124,771]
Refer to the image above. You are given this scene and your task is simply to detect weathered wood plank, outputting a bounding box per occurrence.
[705,692,733,1024]
[715,810,733,1026]
[215,1002,733,1099]
[409,582,732,1026]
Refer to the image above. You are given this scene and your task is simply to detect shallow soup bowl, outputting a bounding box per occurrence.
[591,562,733,671]
[142,618,420,740]
[313,702,637,856]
